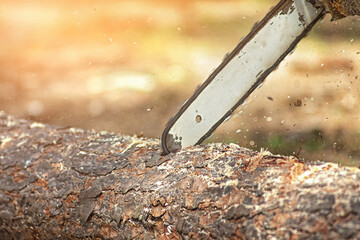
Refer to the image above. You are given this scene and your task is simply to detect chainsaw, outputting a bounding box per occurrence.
[161,0,341,154]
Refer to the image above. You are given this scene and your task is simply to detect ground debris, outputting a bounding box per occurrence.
[1,112,360,239]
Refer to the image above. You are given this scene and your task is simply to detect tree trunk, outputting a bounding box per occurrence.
[0,111,360,239]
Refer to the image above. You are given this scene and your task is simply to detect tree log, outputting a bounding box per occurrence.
[0,112,360,239]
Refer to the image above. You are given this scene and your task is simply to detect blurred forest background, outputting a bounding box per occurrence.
[1,0,359,166]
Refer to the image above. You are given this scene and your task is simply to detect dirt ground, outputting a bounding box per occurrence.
[1,0,359,166]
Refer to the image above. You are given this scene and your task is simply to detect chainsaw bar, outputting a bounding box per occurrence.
[161,0,325,154]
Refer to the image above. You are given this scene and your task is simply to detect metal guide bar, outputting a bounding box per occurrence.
[161,0,325,154]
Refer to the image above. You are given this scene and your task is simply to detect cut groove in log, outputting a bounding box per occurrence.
[1,111,360,239]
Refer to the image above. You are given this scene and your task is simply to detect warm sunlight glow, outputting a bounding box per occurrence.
[0,0,359,165]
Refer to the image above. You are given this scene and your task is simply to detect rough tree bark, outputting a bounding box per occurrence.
[1,111,360,239]
[1,2,360,239]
